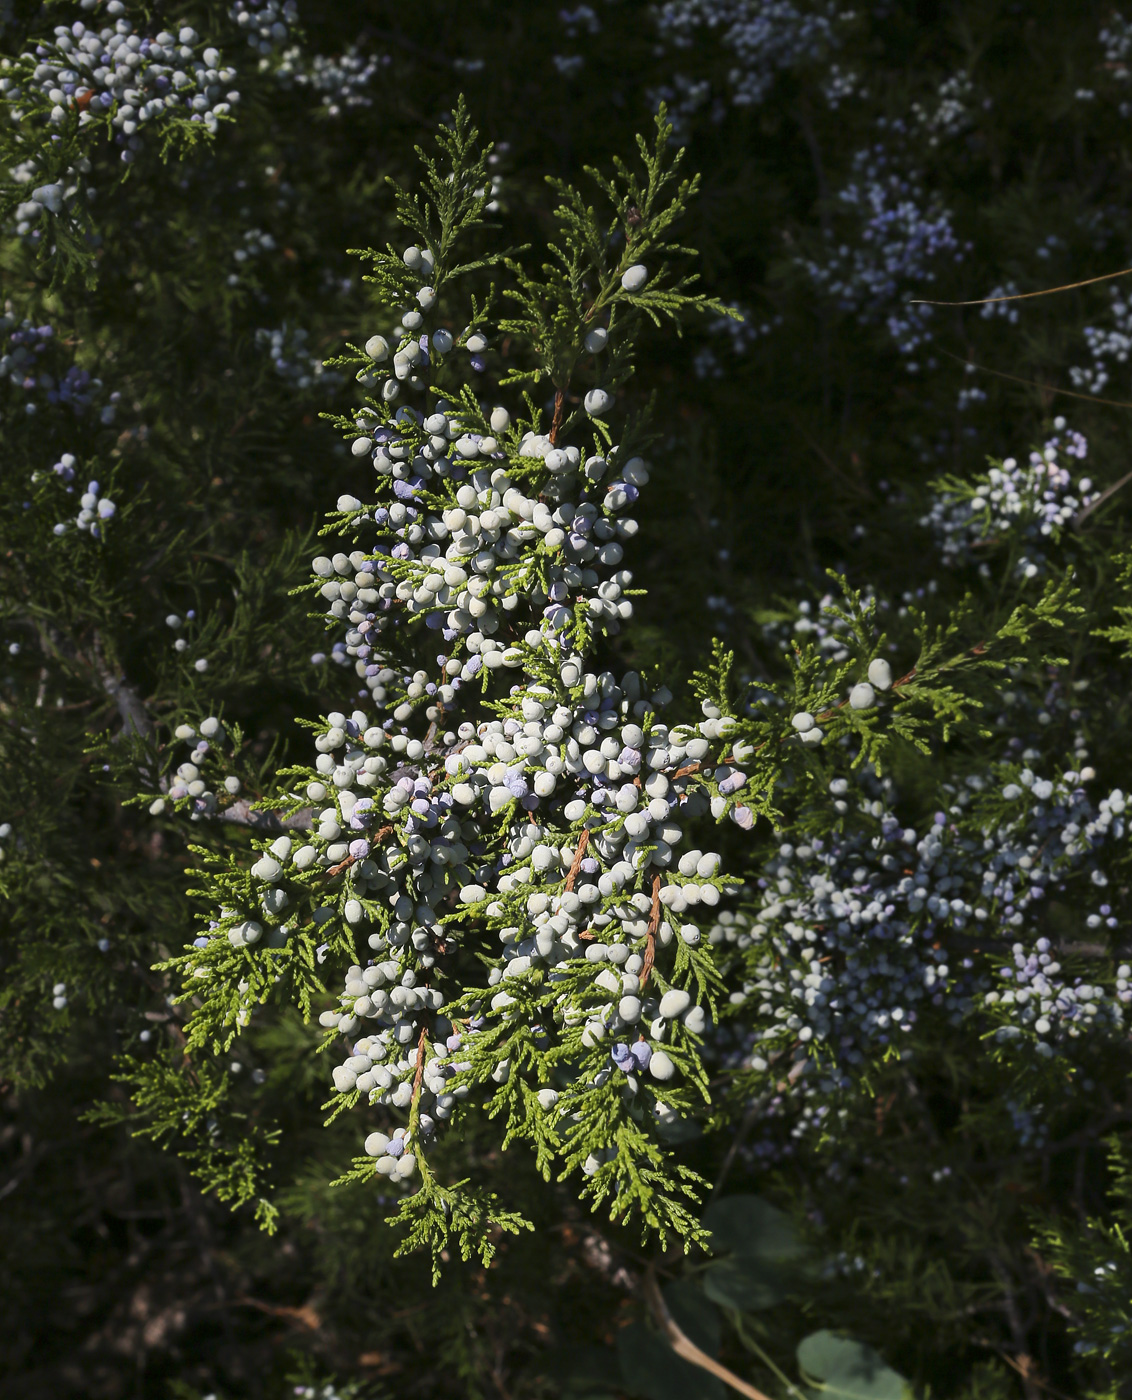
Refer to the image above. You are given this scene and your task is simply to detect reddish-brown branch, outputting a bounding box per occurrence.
[231,1295,321,1332]
[564,828,590,892]
[640,874,661,988]
[410,1024,430,1103]
[324,824,392,878]
[549,388,565,445]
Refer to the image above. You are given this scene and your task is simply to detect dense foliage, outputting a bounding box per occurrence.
[7,3,1132,1399]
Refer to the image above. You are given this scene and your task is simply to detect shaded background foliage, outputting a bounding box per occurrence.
[7,1,1132,1397]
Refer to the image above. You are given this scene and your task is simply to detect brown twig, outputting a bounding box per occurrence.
[935,347,1132,411]
[642,1270,774,1400]
[564,828,590,892]
[549,388,565,445]
[323,823,393,878]
[640,874,661,988]
[410,1024,430,1106]
[910,264,1132,307]
[672,753,738,782]
[230,1295,321,1331]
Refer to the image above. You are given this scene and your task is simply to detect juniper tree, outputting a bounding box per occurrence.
[13,3,1132,1399]
[108,102,755,1268]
